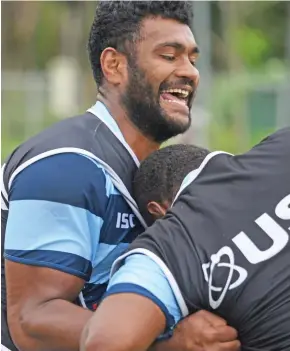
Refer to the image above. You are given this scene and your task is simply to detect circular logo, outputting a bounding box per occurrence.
[202,246,248,309]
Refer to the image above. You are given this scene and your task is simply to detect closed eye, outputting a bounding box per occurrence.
[161,55,175,62]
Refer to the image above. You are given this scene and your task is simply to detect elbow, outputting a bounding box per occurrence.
[81,326,105,351]
[82,336,112,351]
[82,334,136,351]
[82,339,102,351]
[82,338,126,351]
[8,309,38,351]
[81,326,127,351]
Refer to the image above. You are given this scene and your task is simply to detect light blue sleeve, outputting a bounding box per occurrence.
[4,153,109,281]
[105,253,182,339]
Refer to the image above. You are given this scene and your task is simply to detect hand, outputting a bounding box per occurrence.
[152,310,240,351]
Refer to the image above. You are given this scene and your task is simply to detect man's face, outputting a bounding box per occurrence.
[121,17,200,143]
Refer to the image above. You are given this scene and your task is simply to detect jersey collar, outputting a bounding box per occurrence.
[87,101,140,167]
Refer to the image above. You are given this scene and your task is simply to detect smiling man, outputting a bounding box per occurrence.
[110,14,200,146]
[2,2,239,351]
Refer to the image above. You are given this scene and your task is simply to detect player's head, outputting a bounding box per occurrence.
[133,144,209,225]
[88,1,200,143]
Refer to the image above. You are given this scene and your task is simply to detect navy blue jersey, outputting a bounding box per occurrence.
[4,152,143,308]
[1,101,145,350]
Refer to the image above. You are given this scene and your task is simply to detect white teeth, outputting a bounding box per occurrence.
[164,99,187,106]
[161,88,189,98]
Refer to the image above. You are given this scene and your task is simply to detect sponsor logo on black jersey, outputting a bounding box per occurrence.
[202,194,290,309]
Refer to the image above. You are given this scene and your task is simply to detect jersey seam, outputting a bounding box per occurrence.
[8,198,106,222]
[172,151,233,205]
[6,148,147,229]
[4,253,91,280]
[104,282,176,332]
[111,249,189,317]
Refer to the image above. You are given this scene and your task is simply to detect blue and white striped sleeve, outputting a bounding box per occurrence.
[4,153,108,281]
[105,254,182,339]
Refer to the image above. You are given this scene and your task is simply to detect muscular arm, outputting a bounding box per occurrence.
[81,293,165,351]
[81,295,238,351]
[4,154,109,351]
[81,254,240,351]
[6,262,93,351]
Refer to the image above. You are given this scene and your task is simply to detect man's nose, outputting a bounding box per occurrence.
[175,59,200,88]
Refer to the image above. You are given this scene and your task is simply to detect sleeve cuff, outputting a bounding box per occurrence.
[4,249,92,281]
[104,282,175,338]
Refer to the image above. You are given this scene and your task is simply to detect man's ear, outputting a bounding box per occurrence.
[147,201,168,220]
[100,47,128,85]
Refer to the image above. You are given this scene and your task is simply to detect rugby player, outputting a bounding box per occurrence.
[81,128,290,351]
[1,2,239,351]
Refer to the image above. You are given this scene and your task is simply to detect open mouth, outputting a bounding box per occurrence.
[160,88,190,106]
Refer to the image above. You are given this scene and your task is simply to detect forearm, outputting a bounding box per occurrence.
[149,340,177,351]
[13,299,93,351]
[148,332,184,351]
[81,294,166,351]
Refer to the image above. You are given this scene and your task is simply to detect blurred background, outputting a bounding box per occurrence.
[2,1,290,161]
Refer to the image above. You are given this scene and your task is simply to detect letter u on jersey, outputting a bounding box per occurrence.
[232,194,290,264]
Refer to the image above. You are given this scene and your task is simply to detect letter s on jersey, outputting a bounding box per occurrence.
[275,194,290,220]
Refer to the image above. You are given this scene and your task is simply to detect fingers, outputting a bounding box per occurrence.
[213,325,239,342]
[179,310,240,351]
[214,340,241,351]
[195,310,227,327]
[204,325,240,351]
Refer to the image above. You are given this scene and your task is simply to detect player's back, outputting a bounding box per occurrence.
[130,128,290,350]
[209,129,290,348]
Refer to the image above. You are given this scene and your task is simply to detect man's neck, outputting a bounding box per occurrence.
[97,95,159,162]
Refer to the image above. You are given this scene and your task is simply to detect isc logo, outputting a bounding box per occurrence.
[116,212,135,229]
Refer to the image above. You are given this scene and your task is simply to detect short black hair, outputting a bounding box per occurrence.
[88,1,194,86]
[133,144,209,225]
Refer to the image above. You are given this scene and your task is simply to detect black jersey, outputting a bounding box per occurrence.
[129,128,290,350]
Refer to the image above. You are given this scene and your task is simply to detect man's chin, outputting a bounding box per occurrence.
[162,110,191,135]
[160,98,189,116]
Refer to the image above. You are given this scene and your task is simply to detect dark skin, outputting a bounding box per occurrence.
[147,199,170,220]
[81,295,240,351]
[98,17,200,160]
[6,17,239,351]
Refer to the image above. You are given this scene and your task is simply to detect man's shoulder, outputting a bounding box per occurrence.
[16,112,98,152]
[3,111,98,179]
[9,153,112,217]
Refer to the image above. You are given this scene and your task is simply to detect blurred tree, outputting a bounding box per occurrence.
[208,1,289,153]
[1,1,96,71]
[211,1,288,71]
[1,1,289,159]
